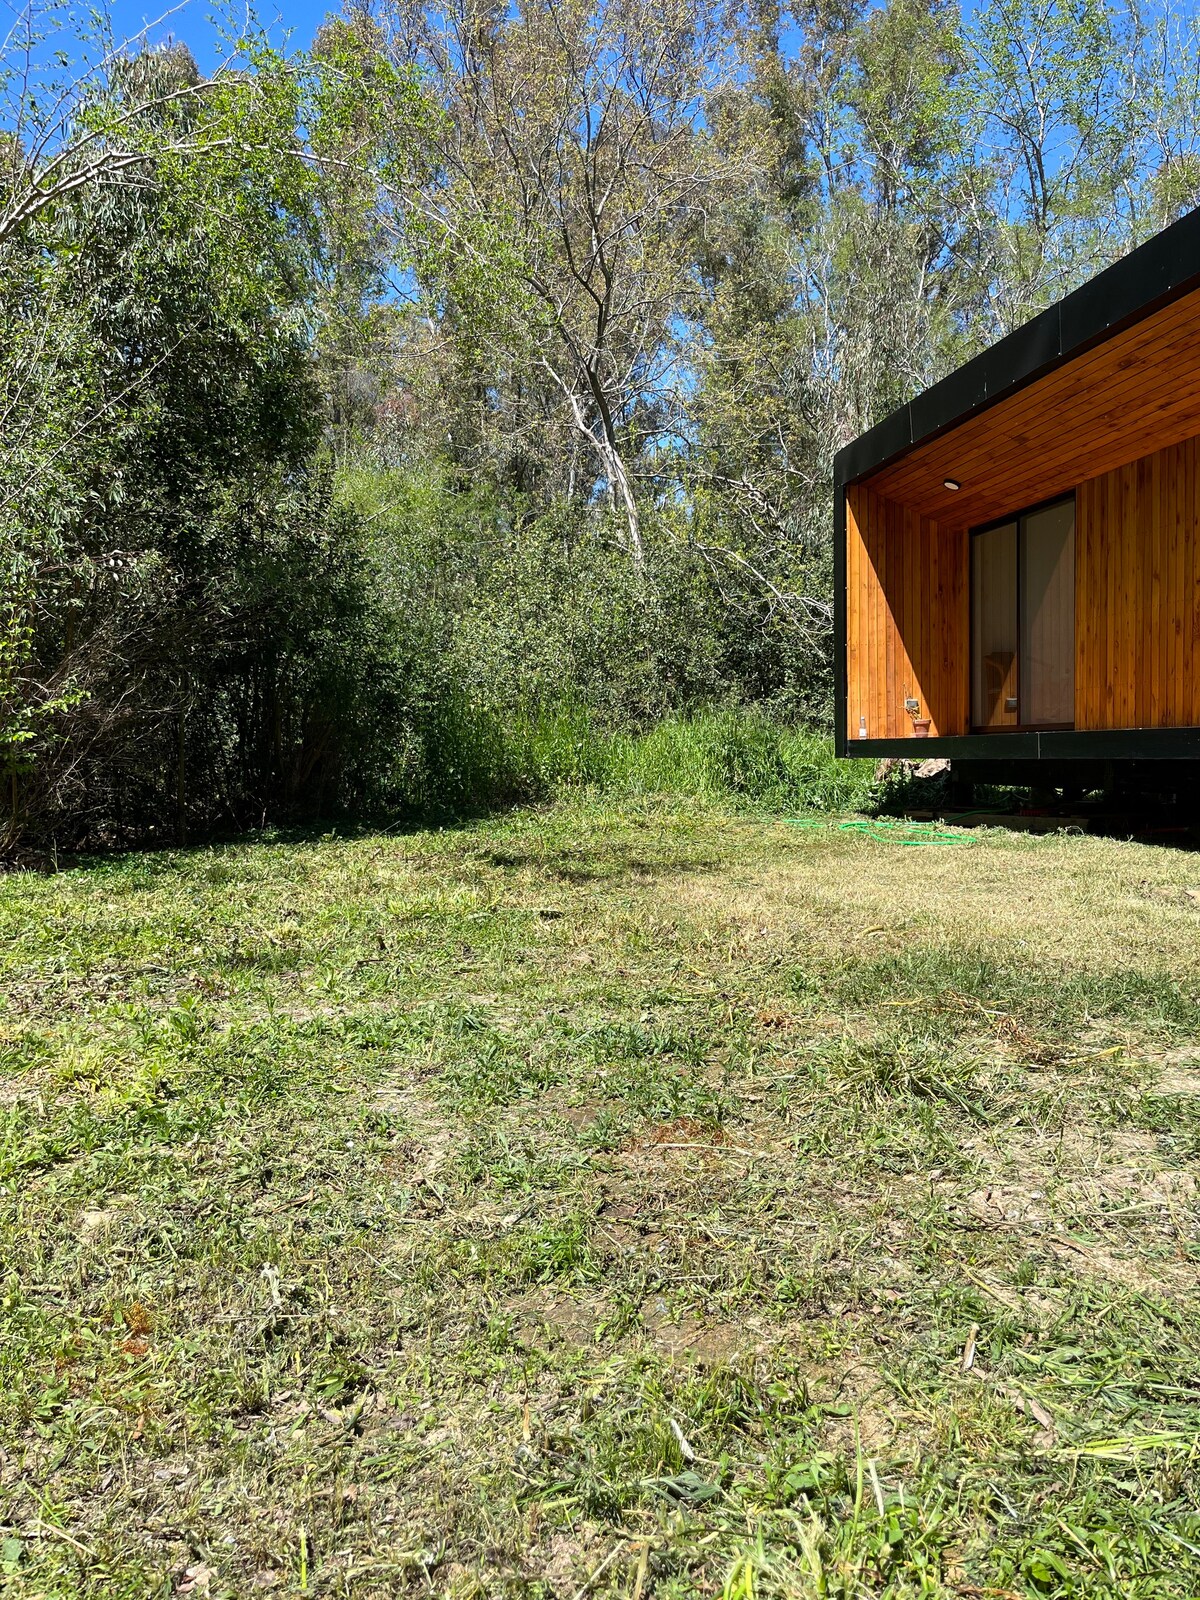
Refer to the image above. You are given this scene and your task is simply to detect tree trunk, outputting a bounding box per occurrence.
[547,363,645,574]
[597,433,644,574]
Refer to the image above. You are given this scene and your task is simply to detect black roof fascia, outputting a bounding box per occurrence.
[832,204,1200,491]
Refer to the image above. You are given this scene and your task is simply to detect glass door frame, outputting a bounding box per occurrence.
[969,491,1076,734]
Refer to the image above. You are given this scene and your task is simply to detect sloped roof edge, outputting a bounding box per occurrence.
[833,205,1200,488]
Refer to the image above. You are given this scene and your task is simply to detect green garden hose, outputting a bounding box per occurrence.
[786,816,974,846]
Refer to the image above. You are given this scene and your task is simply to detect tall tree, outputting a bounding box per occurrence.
[965,0,1147,327]
[0,27,360,843]
[361,0,761,567]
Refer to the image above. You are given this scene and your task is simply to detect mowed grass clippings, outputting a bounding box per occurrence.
[1,800,1199,1599]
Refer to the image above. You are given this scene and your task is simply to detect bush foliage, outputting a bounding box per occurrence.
[7,0,1200,847]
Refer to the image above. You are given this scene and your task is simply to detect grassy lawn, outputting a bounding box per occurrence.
[2,799,1200,1598]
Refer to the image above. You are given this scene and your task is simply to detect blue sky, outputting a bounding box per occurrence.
[80,0,989,83]
[100,0,330,72]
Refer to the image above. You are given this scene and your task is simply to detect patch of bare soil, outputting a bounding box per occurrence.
[965,1184,1052,1226]
[370,1083,459,1181]
[959,1123,1158,1222]
[555,1097,606,1129]
[809,1358,905,1457]
[1149,1049,1200,1096]
[599,1119,763,1220]
[509,1287,814,1375]
[1047,1237,1199,1294]
[1157,1067,1200,1095]
[532,1530,618,1596]
[970,1122,1158,1176]
[965,1159,1196,1231]
[79,1204,120,1240]
[508,1287,604,1349]
[637,1297,772,1366]
[955,1100,1199,1293]
[1068,1164,1197,1205]
[620,1115,730,1152]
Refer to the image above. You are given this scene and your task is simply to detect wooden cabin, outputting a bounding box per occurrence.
[835,206,1200,774]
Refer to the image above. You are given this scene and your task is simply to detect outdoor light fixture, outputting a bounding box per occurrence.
[943,478,961,491]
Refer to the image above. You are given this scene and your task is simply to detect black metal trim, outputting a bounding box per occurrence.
[832,204,1200,489]
[846,728,1200,761]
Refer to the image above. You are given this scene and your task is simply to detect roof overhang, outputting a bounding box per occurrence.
[833,205,1200,527]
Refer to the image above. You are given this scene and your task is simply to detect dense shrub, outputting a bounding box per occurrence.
[3,44,840,852]
[345,463,828,708]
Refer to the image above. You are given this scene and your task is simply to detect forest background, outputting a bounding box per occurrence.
[4,0,1200,847]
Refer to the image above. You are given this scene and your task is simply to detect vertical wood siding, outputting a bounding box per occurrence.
[1076,438,1200,730]
[845,484,969,739]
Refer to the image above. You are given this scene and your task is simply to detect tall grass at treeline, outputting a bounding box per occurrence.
[414,702,880,816]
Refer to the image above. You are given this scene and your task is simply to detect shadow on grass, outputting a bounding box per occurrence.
[7,783,555,875]
[871,764,1200,849]
[479,846,722,884]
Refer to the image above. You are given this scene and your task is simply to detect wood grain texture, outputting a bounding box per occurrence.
[1076,436,1200,730]
[863,286,1200,531]
[849,432,1200,742]
[845,484,968,739]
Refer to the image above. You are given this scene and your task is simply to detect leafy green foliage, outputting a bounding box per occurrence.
[10,0,1200,857]
[0,31,400,846]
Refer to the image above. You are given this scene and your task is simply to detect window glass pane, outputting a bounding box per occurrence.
[1020,499,1075,726]
[972,522,1018,728]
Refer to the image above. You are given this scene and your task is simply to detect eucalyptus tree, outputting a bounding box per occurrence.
[359,0,763,569]
[963,0,1149,329]
[1137,7,1200,232]
[682,0,974,702]
[688,0,1192,578]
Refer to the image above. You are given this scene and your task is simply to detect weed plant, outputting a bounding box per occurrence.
[412,703,879,817]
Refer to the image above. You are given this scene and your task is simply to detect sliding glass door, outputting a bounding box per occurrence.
[971,496,1074,731]
[971,520,1018,729]
[1019,498,1075,726]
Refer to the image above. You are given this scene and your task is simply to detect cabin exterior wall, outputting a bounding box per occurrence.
[834,204,1200,762]
[845,483,967,740]
[842,432,1200,750]
[1077,438,1200,730]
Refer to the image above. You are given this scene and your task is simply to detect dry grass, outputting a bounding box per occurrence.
[0,798,1198,1598]
[670,817,1200,975]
